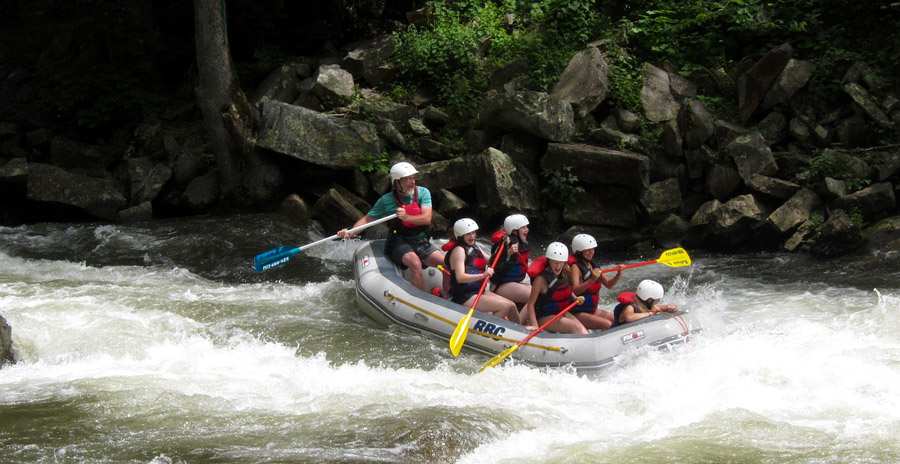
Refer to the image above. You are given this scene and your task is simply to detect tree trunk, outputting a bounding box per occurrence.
[193,0,255,203]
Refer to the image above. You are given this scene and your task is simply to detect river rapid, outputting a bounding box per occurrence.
[1,214,899,464]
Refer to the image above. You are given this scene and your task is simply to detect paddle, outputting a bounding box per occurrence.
[480,299,580,372]
[596,247,691,274]
[448,240,506,357]
[253,213,397,272]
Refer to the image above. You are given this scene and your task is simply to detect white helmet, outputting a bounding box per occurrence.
[453,218,479,238]
[571,233,597,252]
[636,280,664,301]
[389,161,418,181]
[503,214,529,233]
[545,242,569,261]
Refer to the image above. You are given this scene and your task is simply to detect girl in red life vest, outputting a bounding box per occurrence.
[445,219,520,323]
[613,280,680,326]
[489,214,532,307]
[522,242,588,334]
[569,234,624,331]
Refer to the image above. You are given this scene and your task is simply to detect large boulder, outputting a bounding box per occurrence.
[0,314,12,367]
[416,157,476,193]
[541,143,650,190]
[708,194,768,246]
[340,34,396,84]
[832,182,897,219]
[843,82,892,127]
[678,98,715,149]
[726,131,778,183]
[640,178,682,221]
[126,157,172,206]
[477,90,575,142]
[475,148,540,219]
[759,59,816,112]
[249,62,314,109]
[640,63,679,122]
[550,46,610,119]
[765,188,821,236]
[311,64,355,107]
[257,101,381,168]
[26,163,127,220]
[738,43,792,123]
[562,186,636,228]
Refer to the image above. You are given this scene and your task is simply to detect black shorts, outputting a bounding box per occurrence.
[386,235,439,269]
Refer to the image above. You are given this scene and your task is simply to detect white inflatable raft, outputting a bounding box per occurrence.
[353,240,700,370]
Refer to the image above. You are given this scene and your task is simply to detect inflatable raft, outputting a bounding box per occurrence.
[352,240,700,371]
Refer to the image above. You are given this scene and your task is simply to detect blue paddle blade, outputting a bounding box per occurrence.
[253,246,298,272]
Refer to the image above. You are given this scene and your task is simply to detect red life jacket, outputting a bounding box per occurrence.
[535,268,573,318]
[389,188,426,236]
[526,254,576,279]
[489,230,529,285]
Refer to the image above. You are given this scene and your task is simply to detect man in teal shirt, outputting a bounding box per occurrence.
[339,162,445,292]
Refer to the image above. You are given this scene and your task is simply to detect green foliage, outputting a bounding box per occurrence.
[391,0,601,121]
[847,207,864,229]
[357,150,390,174]
[540,165,585,209]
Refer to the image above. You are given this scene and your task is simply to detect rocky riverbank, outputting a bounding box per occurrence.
[1,12,899,258]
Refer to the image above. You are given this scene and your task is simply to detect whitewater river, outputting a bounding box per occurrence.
[1,214,899,463]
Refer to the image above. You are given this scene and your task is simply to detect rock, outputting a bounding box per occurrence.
[684,145,715,180]
[870,151,900,182]
[765,188,821,236]
[417,157,476,192]
[726,131,778,183]
[49,136,117,172]
[500,131,545,172]
[562,224,644,252]
[690,199,722,227]
[127,157,172,205]
[117,201,153,223]
[258,101,381,168]
[713,119,749,148]
[475,148,540,219]
[738,43,792,123]
[835,114,874,148]
[747,174,801,200]
[757,111,788,146]
[562,186,636,228]
[640,63,679,122]
[587,127,642,151]
[542,143,650,190]
[433,189,472,220]
[614,108,639,132]
[182,171,220,212]
[640,178,682,221]
[759,59,816,111]
[0,157,27,187]
[654,213,690,249]
[278,193,311,223]
[341,34,395,83]
[312,64,355,107]
[678,98,715,149]
[310,186,369,236]
[477,90,575,142]
[832,182,897,219]
[250,62,313,109]
[0,314,13,367]
[172,148,214,188]
[811,209,862,257]
[818,177,848,201]
[26,163,127,220]
[705,164,742,201]
[660,120,683,158]
[844,82,892,127]
[709,194,768,246]
[550,46,610,119]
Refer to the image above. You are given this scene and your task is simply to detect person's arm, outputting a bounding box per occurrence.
[570,264,597,294]
[522,276,546,329]
[651,302,679,313]
[620,304,654,323]
[337,215,374,238]
[398,204,432,226]
[599,265,624,288]
[451,247,492,284]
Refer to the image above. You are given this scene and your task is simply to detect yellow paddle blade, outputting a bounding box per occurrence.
[658,247,691,267]
[449,309,474,357]
[480,344,520,372]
